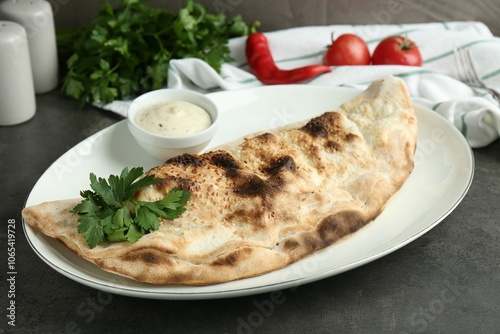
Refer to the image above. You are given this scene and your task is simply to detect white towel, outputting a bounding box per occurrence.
[102,21,500,148]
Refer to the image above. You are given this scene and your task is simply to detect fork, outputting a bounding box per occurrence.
[453,47,500,104]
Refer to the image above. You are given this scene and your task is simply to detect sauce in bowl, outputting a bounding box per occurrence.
[135,100,212,137]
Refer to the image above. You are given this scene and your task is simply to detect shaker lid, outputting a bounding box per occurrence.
[0,0,52,16]
[0,21,27,44]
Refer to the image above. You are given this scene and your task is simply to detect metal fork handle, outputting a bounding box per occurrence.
[485,87,500,103]
[467,53,500,103]
[455,46,500,104]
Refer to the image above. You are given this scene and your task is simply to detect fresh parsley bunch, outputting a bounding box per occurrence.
[58,0,257,106]
[71,167,190,248]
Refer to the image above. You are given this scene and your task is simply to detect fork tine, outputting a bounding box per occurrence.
[454,46,500,104]
[453,46,464,81]
[454,47,481,87]
[454,46,470,84]
[464,49,483,87]
[460,48,472,84]
[459,49,474,84]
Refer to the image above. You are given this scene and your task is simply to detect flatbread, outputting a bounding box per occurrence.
[22,75,417,285]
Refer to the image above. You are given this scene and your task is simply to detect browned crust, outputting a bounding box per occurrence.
[22,75,418,285]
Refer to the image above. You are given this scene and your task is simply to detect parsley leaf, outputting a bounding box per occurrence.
[125,224,143,243]
[90,172,121,207]
[71,167,190,248]
[76,215,104,249]
[156,188,191,219]
[135,205,160,231]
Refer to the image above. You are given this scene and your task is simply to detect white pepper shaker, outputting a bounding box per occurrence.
[0,21,36,125]
[0,0,58,94]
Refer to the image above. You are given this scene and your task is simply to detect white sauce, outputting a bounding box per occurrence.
[135,101,212,137]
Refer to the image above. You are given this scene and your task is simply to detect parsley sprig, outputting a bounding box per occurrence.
[71,167,190,248]
[57,0,258,106]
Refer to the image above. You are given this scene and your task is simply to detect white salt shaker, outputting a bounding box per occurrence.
[0,21,36,125]
[0,0,58,94]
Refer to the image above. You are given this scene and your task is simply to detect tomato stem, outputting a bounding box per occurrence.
[326,31,336,48]
[398,35,413,51]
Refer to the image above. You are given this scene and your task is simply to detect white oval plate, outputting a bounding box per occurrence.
[23,85,474,300]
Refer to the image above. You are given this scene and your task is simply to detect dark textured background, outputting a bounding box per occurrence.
[1,1,500,333]
[49,0,500,36]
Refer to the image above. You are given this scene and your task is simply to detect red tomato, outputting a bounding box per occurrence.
[322,34,371,66]
[372,36,422,66]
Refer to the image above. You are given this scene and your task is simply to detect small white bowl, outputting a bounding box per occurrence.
[127,89,219,161]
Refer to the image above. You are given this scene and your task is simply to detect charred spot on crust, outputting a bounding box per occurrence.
[263,156,297,175]
[281,235,322,254]
[301,112,343,138]
[211,248,252,266]
[349,221,366,234]
[232,156,298,196]
[253,132,276,143]
[224,207,266,229]
[120,248,173,266]
[233,174,271,197]
[153,176,195,192]
[175,177,195,191]
[303,235,322,251]
[345,133,359,142]
[212,252,239,266]
[282,239,300,250]
[301,118,328,138]
[141,252,160,264]
[166,154,203,167]
[241,133,277,152]
[326,140,342,152]
[318,210,367,245]
[210,152,240,177]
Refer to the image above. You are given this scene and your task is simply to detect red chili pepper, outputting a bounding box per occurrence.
[245,32,332,85]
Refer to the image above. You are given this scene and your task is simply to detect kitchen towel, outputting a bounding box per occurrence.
[102,21,500,148]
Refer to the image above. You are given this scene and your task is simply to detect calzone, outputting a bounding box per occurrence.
[22,75,418,285]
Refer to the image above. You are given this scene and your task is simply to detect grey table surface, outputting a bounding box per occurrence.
[1,88,499,334]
